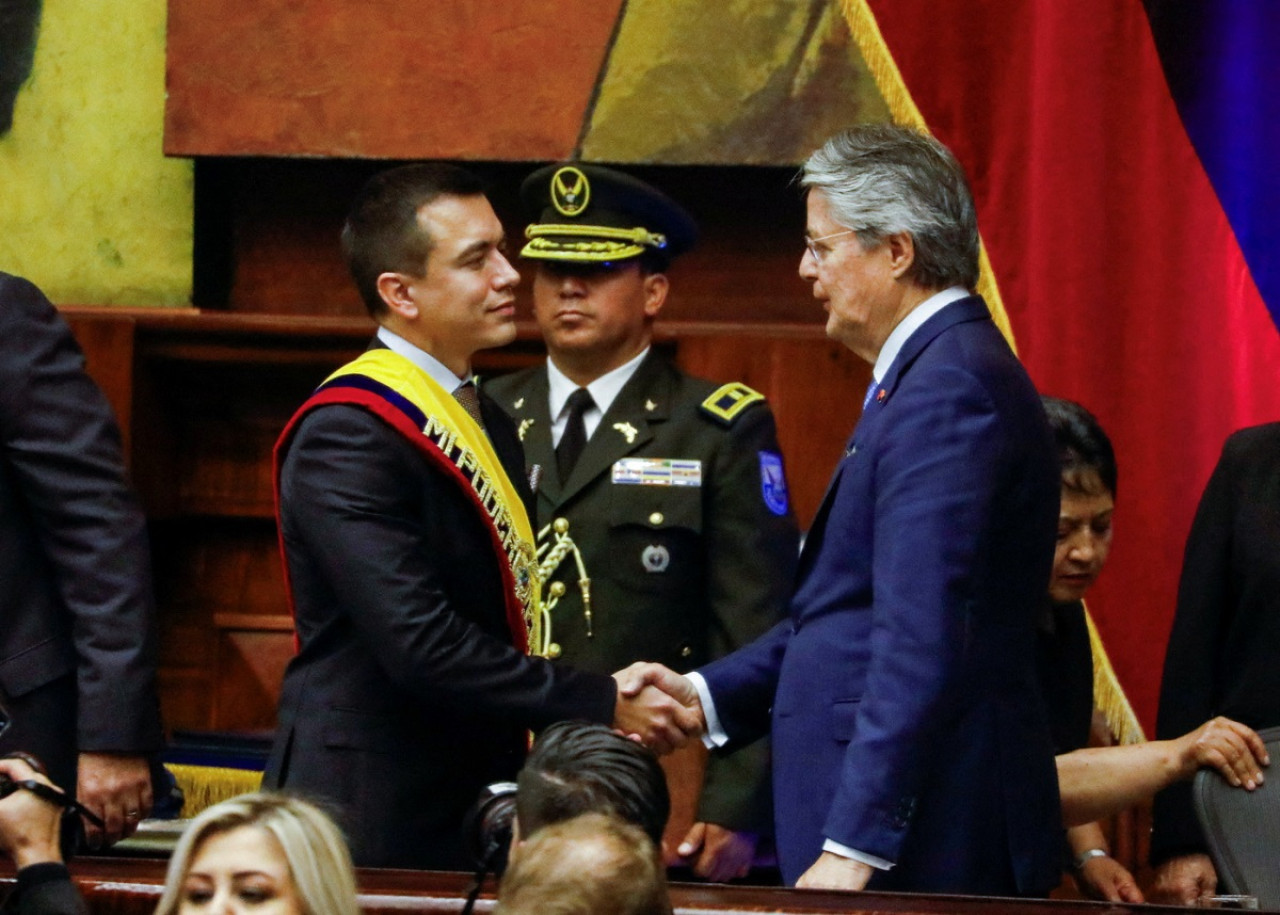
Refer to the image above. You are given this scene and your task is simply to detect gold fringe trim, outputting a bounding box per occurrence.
[840,0,1146,742]
[167,763,264,818]
[1084,604,1147,745]
[837,0,1016,354]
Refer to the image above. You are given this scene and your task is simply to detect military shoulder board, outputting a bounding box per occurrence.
[700,382,764,426]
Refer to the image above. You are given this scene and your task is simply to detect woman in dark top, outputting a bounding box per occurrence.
[1038,397,1139,903]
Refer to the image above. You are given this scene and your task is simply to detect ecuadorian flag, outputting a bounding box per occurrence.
[844,0,1280,736]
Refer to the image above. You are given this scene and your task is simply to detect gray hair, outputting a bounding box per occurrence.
[802,124,980,290]
[154,793,360,915]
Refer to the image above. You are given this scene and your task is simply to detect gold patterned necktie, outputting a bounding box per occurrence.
[453,379,486,432]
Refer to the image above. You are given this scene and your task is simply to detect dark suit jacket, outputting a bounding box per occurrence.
[1152,422,1280,862]
[700,296,1063,893]
[488,353,798,830]
[263,347,617,869]
[0,273,162,790]
[1,865,86,915]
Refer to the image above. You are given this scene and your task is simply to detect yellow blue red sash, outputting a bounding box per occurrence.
[274,350,540,654]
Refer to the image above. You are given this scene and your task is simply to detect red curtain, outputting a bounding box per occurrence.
[863,0,1280,731]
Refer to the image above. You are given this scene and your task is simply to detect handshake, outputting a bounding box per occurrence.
[610,662,707,754]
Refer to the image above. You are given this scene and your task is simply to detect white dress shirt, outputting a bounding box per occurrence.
[376,325,470,393]
[546,347,649,445]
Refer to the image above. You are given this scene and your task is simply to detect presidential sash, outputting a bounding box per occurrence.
[274,349,543,656]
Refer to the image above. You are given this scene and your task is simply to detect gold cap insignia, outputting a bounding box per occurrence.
[551,166,590,218]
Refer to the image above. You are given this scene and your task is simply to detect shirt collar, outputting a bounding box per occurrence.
[376,325,469,393]
[547,347,649,420]
[872,286,970,383]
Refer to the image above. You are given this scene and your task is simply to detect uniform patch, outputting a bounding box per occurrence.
[700,382,764,425]
[612,457,702,487]
[759,451,789,515]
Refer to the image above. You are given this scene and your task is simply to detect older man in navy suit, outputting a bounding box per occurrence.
[623,125,1062,895]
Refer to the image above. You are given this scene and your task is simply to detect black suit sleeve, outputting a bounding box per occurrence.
[281,405,616,727]
[0,275,161,753]
[3,864,87,915]
[1151,439,1238,861]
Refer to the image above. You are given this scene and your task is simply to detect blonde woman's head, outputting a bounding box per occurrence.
[154,793,358,915]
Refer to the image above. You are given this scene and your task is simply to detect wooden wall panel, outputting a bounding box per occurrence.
[61,313,137,460]
[196,160,819,326]
[675,329,868,528]
[165,1,626,159]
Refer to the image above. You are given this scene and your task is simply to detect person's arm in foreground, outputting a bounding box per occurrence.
[1057,716,1268,828]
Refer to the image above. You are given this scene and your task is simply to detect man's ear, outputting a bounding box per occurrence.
[883,232,916,280]
[376,272,420,319]
[642,272,669,319]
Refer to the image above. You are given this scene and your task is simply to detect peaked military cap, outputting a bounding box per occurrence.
[520,163,698,265]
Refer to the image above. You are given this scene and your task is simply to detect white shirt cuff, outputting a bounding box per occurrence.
[684,671,729,749]
[822,839,894,871]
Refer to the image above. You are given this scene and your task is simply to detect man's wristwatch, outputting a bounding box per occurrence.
[1073,848,1110,870]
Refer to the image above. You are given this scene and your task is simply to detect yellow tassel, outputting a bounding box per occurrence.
[166,763,264,818]
[836,0,1016,354]
[1084,604,1147,745]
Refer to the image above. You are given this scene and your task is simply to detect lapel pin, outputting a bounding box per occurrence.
[514,397,525,409]
[876,389,887,404]
[645,399,657,412]
[613,422,638,444]
[517,418,534,441]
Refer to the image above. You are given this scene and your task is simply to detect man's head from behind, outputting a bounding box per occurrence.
[497,813,671,915]
[518,164,697,381]
[515,720,669,848]
[341,164,520,373]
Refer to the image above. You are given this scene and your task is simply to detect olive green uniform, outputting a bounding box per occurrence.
[488,351,799,831]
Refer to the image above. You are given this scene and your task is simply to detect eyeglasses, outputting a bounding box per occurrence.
[804,228,857,264]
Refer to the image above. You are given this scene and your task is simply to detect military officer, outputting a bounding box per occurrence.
[488,164,799,881]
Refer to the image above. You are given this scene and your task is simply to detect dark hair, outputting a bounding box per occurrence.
[516,721,669,847]
[341,163,486,318]
[801,124,980,290]
[1041,396,1117,498]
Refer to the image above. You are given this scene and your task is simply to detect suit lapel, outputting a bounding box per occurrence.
[877,295,991,404]
[556,352,668,506]
[796,297,992,581]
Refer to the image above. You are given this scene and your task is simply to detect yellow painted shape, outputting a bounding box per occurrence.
[583,0,889,164]
[0,0,193,306]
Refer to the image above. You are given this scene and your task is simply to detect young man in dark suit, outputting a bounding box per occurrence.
[263,164,700,869]
[488,164,798,880]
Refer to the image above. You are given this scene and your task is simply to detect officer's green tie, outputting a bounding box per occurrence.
[556,387,594,484]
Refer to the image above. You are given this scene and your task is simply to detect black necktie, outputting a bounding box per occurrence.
[556,387,594,484]
[453,380,486,432]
